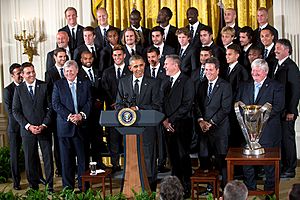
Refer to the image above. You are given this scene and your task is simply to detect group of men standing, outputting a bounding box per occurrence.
[3,4,300,199]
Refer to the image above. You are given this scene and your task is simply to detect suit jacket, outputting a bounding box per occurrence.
[46,49,71,71]
[178,44,199,76]
[124,44,144,66]
[58,25,85,53]
[191,67,207,93]
[52,78,92,138]
[95,25,121,49]
[186,22,206,49]
[143,44,175,67]
[101,65,131,109]
[208,43,226,74]
[272,57,300,116]
[12,80,52,137]
[165,25,179,51]
[161,73,194,124]
[45,66,62,94]
[254,24,278,47]
[144,64,167,81]
[264,45,277,78]
[239,45,252,75]
[235,78,285,147]
[116,75,160,111]
[73,44,101,68]
[99,45,114,74]
[77,67,102,100]
[4,82,20,133]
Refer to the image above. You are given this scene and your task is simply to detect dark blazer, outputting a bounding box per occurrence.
[224,63,249,98]
[124,44,144,66]
[144,64,167,81]
[239,45,252,75]
[12,80,52,137]
[140,27,151,48]
[165,25,179,51]
[186,22,206,49]
[99,45,114,74]
[178,44,199,76]
[264,45,277,77]
[235,78,285,147]
[194,78,232,154]
[191,67,207,93]
[73,44,101,68]
[101,65,131,109]
[272,58,300,116]
[4,82,20,133]
[95,25,121,49]
[58,25,85,53]
[78,68,102,98]
[45,66,62,94]
[254,24,278,47]
[52,78,92,138]
[160,44,176,66]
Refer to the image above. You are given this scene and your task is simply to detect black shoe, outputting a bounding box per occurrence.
[112,165,122,173]
[13,185,21,190]
[55,169,62,177]
[158,166,170,173]
[39,178,46,185]
[280,171,295,178]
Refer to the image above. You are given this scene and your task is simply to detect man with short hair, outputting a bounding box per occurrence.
[58,7,84,53]
[247,45,262,64]
[4,63,23,190]
[220,26,235,50]
[239,26,254,75]
[273,39,300,178]
[13,62,54,191]
[222,180,248,200]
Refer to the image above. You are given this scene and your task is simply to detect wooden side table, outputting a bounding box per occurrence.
[191,169,220,200]
[226,147,280,198]
[81,169,112,197]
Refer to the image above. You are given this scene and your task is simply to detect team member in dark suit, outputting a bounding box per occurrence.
[147,26,175,66]
[46,31,71,71]
[239,26,254,75]
[248,45,263,64]
[12,62,53,191]
[74,26,101,68]
[253,7,278,47]
[99,28,120,74]
[95,7,120,49]
[236,59,284,191]
[195,57,232,187]
[121,27,144,66]
[186,7,206,49]
[128,9,150,48]
[4,63,23,190]
[161,55,194,198]
[116,55,160,191]
[176,28,199,76]
[102,45,131,172]
[272,39,300,178]
[77,51,106,170]
[45,48,67,177]
[157,7,179,51]
[260,27,277,77]
[52,60,92,191]
[58,7,84,54]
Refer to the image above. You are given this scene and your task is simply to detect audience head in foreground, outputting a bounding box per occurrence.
[289,183,300,200]
[222,180,248,200]
[160,176,184,200]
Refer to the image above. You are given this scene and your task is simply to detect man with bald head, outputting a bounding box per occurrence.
[46,31,71,70]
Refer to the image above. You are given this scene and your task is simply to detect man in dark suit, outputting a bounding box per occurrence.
[116,55,160,191]
[101,45,131,172]
[176,27,199,76]
[12,62,53,191]
[161,55,194,198]
[95,7,120,49]
[45,48,67,177]
[260,27,277,77]
[236,59,284,191]
[58,7,84,54]
[128,9,150,48]
[46,31,71,71]
[248,45,263,64]
[194,57,232,187]
[52,60,92,191]
[273,39,300,178]
[147,26,175,67]
[239,26,254,75]
[186,7,206,49]
[74,26,101,68]
[253,7,278,47]
[157,7,179,51]
[4,63,23,190]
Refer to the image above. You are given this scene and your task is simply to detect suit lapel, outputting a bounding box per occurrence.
[139,78,149,103]
[168,74,182,96]
[206,79,221,104]
[255,78,270,103]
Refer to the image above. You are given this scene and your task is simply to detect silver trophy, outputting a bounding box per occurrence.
[234,101,272,155]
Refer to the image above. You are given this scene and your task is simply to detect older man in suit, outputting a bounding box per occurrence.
[4,63,23,190]
[12,62,53,191]
[161,55,194,198]
[52,60,92,190]
[236,59,284,191]
[195,57,232,188]
[115,55,160,191]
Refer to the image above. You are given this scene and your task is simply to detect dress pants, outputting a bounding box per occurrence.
[108,127,123,168]
[8,131,22,187]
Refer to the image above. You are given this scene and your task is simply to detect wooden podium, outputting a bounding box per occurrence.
[100,110,164,198]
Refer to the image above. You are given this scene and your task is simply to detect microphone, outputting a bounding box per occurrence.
[130,93,137,107]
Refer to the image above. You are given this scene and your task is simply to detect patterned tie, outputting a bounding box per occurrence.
[60,68,64,78]
[263,49,268,59]
[200,67,205,81]
[117,67,121,79]
[151,68,156,78]
[190,25,194,39]
[207,82,213,99]
[254,83,261,101]
[70,82,78,113]
[103,28,108,46]
[88,69,94,83]
[28,85,34,99]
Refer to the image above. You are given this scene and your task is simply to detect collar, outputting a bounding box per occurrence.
[100,25,110,31]
[133,75,143,83]
[126,44,136,51]
[170,70,181,83]
[209,77,218,85]
[243,43,252,52]
[180,43,189,51]
[82,66,93,73]
[151,63,160,69]
[278,56,289,65]
[67,77,78,85]
[203,41,213,47]
[68,24,78,31]
[25,79,36,88]
[114,63,125,70]
[131,25,142,32]
[259,23,268,29]
[229,61,238,70]
[14,81,20,86]
[254,77,267,86]
[265,42,274,52]
[224,42,233,49]
[190,21,199,29]
[229,23,236,28]
[86,44,95,49]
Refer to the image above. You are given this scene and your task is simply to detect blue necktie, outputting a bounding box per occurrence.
[263,49,268,59]
[208,83,213,99]
[70,82,78,113]
[254,83,261,101]
[28,85,34,99]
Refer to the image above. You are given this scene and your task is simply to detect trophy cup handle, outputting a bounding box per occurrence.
[255,102,272,142]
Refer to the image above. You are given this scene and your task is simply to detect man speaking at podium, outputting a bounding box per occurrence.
[116,55,161,191]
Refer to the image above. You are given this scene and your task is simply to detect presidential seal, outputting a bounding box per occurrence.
[117,108,137,126]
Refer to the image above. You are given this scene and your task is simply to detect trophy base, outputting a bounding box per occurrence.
[243,143,265,155]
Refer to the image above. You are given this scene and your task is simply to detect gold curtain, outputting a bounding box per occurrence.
[92,0,273,39]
